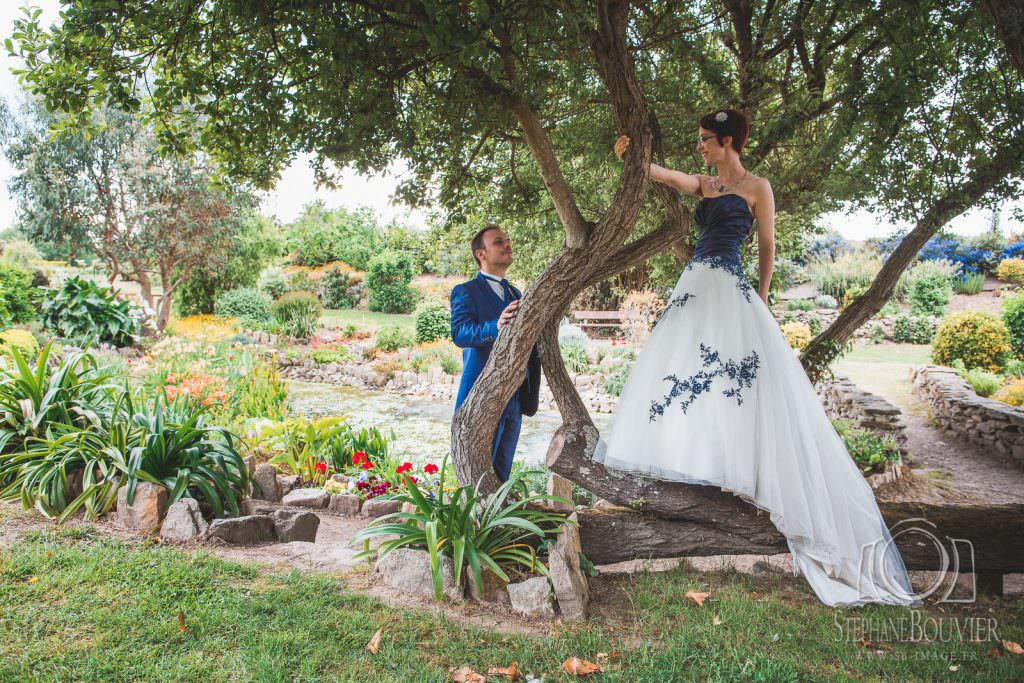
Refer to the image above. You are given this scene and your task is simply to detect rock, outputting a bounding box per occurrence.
[243,455,256,477]
[252,464,280,502]
[328,493,362,516]
[240,499,276,516]
[361,497,402,518]
[330,473,348,484]
[207,515,275,545]
[281,488,330,509]
[507,576,556,618]
[546,474,575,512]
[547,513,590,620]
[270,509,320,542]
[375,548,464,601]
[159,498,208,542]
[468,568,510,605]
[278,474,301,494]
[116,481,168,530]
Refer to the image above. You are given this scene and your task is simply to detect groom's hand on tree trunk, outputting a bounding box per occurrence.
[498,300,520,329]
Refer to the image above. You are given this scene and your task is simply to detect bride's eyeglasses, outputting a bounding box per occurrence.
[696,134,716,148]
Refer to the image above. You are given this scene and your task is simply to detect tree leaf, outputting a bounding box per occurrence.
[685,590,709,607]
[486,662,518,680]
[561,657,602,676]
[365,627,382,654]
[177,610,186,632]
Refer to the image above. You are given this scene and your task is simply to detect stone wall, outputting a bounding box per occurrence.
[816,373,908,447]
[911,364,1024,466]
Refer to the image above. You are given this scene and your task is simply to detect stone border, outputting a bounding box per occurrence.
[816,373,908,446]
[911,364,1024,466]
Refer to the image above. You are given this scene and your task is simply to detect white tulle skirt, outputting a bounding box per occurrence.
[594,258,920,607]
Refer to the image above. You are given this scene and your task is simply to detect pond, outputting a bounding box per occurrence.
[287,381,610,467]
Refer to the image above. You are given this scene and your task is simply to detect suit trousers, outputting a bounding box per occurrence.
[491,393,522,482]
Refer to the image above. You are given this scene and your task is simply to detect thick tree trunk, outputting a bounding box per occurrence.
[981,0,1024,77]
[576,502,1024,574]
[801,139,1024,381]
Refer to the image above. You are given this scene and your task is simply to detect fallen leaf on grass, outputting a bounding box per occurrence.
[685,590,709,607]
[713,615,722,626]
[986,646,1002,659]
[561,657,602,676]
[1004,640,1023,655]
[365,628,382,654]
[26,576,38,584]
[949,665,959,672]
[448,666,486,682]
[177,610,186,633]
[486,662,518,680]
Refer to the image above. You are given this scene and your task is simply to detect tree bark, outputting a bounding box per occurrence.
[576,502,1024,574]
[981,0,1024,77]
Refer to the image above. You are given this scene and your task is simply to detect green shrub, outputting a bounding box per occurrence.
[41,276,140,346]
[899,258,958,302]
[215,287,272,325]
[805,251,881,301]
[310,345,355,365]
[814,294,838,309]
[375,325,415,352]
[994,378,1024,408]
[831,418,901,474]
[0,239,41,268]
[0,328,40,361]
[892,314,934,344]
[842,283,868,308]
[366,250,414,313]
[786,299,815,312]
[868,322,885,344]
[271,291,322,340]
[995,257,1024,285]
[320,266,361,309]
[415,304,451,344]
[932,311,1011,372]
[875,300,901,318]
[409,340,461,375]
[1003,358,1024,378]
[560,343,589,373]
[964,367,1002,397]
[1002,294,1024,357]
[258,267,289,299]
[0,263,36,326]
[909,278,951,317]
[603,361,633,396]
[953,272,985,295]
[807,314,823,336]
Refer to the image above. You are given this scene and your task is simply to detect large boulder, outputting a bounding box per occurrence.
[507,576,556,618]
[361,497,402,518]
[547,513,590,621]
[159,498,208,542]
[375,548,464,601]
[327,494,362,516]
[252,464,280,502]
[116,481,168,531]
[207,515,275,545]
[281,488,330,509]
[270,509,320,542]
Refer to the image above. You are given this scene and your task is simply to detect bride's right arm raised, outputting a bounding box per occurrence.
[613,135,703,196]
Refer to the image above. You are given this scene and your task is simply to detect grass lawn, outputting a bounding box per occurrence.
[2,527,1021,682]
[321,309,416,333]
[834,342,934,410]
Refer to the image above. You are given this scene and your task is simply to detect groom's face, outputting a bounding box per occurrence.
[477,228,513,270]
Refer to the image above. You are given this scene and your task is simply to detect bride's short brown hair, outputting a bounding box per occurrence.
[699,109,750,153]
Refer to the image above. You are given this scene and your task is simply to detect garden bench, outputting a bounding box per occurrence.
[570,310,623,330]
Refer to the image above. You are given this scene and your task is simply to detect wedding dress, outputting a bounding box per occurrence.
[594,193,920,607]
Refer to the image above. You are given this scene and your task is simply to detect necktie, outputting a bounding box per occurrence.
[500,278,513,304]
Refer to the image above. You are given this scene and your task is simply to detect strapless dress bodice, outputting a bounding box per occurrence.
[691,193,754,266]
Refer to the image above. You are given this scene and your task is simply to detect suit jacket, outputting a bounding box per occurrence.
[450,273,541,416]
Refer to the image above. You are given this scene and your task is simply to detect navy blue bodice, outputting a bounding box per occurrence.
[691,194,754,266]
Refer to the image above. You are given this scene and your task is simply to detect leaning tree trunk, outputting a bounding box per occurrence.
[800,138,1024,381]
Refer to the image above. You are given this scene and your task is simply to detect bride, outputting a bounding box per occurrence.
[597,109,920,607]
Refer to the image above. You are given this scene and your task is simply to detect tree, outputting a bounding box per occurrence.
[11,1,1021,505]
[1,102,254,330]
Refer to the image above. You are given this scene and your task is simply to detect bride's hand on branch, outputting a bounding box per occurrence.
[614,135,630,161]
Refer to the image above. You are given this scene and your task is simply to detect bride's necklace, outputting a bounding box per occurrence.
[713,169,748,193]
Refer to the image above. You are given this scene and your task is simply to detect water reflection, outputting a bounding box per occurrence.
[288,381,609,466]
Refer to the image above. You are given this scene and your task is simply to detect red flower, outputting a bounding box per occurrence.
[361,461,374,469]
[352,451,367,465]
[396,462,413,474]
[314,462,327,474]
[405,476,417,485]
[423,463,439,475]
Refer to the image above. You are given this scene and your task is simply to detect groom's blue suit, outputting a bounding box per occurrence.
[450,273,541,482]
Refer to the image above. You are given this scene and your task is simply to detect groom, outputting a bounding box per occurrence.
[450,223,541,482]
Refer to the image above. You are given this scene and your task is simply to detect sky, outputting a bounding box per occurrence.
[0,1,1018,241]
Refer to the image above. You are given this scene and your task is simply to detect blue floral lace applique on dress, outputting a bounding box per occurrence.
[648,343,760,422]
[685,256,753,302]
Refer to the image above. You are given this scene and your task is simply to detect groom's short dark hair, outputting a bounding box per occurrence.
[470,223,502,267]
